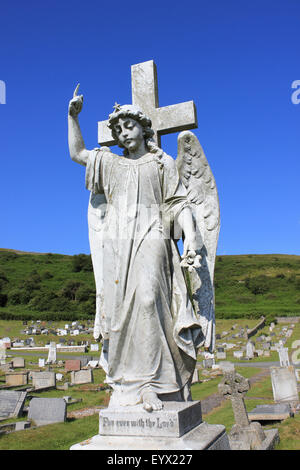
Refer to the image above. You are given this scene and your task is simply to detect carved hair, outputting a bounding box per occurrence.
[107,104,163,159]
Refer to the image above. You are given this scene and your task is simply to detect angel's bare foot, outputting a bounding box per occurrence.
[142,390,163,412]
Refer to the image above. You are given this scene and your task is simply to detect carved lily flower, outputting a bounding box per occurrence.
[180,250,201,272]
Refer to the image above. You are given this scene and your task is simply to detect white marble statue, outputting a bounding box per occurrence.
[68,82,220,412]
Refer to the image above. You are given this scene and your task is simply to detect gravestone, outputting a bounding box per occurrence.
[65,359,81,372]
[246,341,255,359]
[38,358,45,367]
[0,343,6,364]
[5,371,28,386]
[71,369,93,385]
[28,398,67,426]
[32,371,56,389]
[277,344,290,367]
[218,365,279,450]
[270,366,299,407]
[216,352,226,360]
[47,342,57,364]
[233,351,243,359]
[90,344,99,352]
[248,403,293,422]
[12,357,25,368]
[0,391,27,418]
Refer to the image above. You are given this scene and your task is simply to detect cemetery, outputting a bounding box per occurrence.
[0,2,299,449]
[0,317,299,449]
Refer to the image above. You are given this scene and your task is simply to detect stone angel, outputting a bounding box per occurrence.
[68,85,220,412]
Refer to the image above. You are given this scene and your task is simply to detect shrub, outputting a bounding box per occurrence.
[72,254,93,272]
[0,293,8,307]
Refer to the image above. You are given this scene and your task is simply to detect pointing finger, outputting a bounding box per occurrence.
[73,83,80,97]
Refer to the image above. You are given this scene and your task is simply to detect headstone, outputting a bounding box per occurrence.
[56,373,64,381]
[5,371,28,386]
[71,369,93,385]
[233,351,243,359]
[270,366,299,406]
[278,345,290,367]
[65,359,81,372]
[32,371,56,389]
[218,367,278,450]
[0,391,27,418]
[0,342,6,364]
[28,398,67,426]
[38,358,45,367]
[47,342,57,364]
[216,352,226,360]
[90,344,99,352]
[246,341,255,359]
[12,357,25,368]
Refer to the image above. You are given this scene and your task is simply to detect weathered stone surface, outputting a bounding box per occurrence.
[99,401,202,438]
[98,60,197,147]
[32,371,56,389]
[65,359,81,372]
[70,420,230,450]
[5,371,28,386]
[28,398,66,426]
[12,357,25,368]
[270,366,299,405]
[248,403,293,422]
[0,390,27,418]
[71,369,93,385]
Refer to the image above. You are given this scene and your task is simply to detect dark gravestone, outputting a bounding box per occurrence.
[0,391,27,418]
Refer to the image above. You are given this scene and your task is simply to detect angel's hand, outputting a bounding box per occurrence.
[69,83,83,117]
[180,248,201,272]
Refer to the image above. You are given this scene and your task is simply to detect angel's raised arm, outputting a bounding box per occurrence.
[68,84,89,166]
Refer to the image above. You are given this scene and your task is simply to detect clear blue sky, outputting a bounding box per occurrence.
[0,0,299,256]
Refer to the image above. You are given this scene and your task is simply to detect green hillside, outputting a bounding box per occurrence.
[0,249,299,321]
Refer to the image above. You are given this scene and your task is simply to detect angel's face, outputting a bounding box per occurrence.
[114,117,145,152]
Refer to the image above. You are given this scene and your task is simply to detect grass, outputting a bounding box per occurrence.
[0,414,99,450]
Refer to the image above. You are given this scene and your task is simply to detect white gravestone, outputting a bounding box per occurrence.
[47,342,57,364]
[270,366,299,405]
[277,345,290,367]
[246,341,255,359]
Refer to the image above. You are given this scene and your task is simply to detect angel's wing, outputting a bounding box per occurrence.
[176,131,220,352]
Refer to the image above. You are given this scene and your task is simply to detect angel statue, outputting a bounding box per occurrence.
[68,85,220,413]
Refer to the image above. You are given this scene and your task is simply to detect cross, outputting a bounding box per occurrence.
[218,368,250,428]
[98,60,198,148]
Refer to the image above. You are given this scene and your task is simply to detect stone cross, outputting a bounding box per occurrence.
[218,368,250,428]
[98,60,198,148]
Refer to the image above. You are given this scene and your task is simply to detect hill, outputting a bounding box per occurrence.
[0,249,299,321]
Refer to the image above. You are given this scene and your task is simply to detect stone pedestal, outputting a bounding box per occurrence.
[70,401,230,450]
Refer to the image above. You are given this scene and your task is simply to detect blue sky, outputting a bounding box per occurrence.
[0,0,299,256]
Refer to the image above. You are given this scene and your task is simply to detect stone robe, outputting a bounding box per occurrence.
[85,148,203,406]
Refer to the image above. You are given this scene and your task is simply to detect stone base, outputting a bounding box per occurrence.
[70,421,230,450]
[229,428,279,450]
